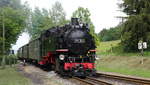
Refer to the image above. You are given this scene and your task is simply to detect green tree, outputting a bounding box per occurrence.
[120,0,150,15]
[0,0,29,55]
[120,0,150,51]
[50,1,67,26]
[72,7,100,45]
[27,2,68,40]
[121,14,150,51]
[27,7,53,40]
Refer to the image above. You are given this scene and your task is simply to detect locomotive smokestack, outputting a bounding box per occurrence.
[71,18,79,25]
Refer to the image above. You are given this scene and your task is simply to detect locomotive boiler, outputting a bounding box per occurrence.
[18,18,97,77]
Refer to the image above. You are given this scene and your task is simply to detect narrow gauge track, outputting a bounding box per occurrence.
[72,77,113,85]
[97,72,150,85]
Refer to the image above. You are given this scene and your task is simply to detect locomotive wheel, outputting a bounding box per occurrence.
[55,57,67,77]
[68,71,73,78]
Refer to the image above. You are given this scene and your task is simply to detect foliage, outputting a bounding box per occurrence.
[120,0,150,15]
[72,7,100,45]
[0,0,29,55]
[27,7,53,40]
[98,25,122,41]
[50,1,68,26]
[27,2,67,40]
[0,55,17,67]
[120,0,150,52]
[121,14,150,51]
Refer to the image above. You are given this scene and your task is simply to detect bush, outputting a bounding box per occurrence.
[98,26,122,41]
[0,55,17,67]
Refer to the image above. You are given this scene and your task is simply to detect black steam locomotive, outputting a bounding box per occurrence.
[18,18,97,77]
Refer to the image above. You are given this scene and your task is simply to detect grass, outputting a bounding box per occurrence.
[97,66,150,78]
[96,40,120,55]
[96,56,150,78]
[0,67,32,85]
[96,40,150,78]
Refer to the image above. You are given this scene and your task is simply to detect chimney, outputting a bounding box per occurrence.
[71,18,79,25]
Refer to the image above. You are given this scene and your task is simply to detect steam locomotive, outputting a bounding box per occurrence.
[18,18,97,77]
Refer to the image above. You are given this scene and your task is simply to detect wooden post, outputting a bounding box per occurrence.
[110,44,113,53]
[2,10,5,68]
[141,41,144,64]
[141,50,144,64]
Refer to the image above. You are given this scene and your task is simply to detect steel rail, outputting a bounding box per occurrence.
[97,72,150,85]
[72,77,95,85]
[86,77,113,85]
[72,77,112,85]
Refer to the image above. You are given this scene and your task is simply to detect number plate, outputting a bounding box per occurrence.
[74,39,85,43]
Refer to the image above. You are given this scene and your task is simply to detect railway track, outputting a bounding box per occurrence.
[72,77,113,85]
[20,63,150,85]
[97,72,150,85]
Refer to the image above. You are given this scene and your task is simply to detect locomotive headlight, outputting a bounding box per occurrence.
[59,54,65,60]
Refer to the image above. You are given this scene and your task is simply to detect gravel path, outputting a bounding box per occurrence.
[16,63,78,85]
